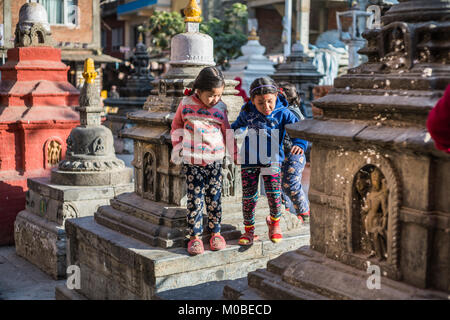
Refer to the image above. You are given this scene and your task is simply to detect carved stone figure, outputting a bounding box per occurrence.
[47,140,62,166]
[381,26,407,70]
[143,152,155,195]
[361,168,389,261]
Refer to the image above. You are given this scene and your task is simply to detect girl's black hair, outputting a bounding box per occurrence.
[192,66,225,93]
[278,81,300,106]
[249,77,279,99]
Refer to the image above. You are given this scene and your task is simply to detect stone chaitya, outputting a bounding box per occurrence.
[224,28,276,94]
[55,0,309,300]
[224,0,450,299]
[103,32,154,167]
[14,58,134,279]
[0,3,79,246]
[271,41,323,118]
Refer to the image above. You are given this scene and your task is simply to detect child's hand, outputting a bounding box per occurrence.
[290,146,304,155]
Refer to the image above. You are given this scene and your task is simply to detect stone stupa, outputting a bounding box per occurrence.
[224,28,276,94]
[14,58,134,279]
[272,40,323,118]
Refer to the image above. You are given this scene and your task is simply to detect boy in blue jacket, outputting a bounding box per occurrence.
[231,77,309,245]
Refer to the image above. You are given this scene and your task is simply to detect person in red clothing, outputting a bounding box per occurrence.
[234,77,249,102]
[427,85,450,154]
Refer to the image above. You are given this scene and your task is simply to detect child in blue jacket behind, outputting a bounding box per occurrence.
[231,77,309,245]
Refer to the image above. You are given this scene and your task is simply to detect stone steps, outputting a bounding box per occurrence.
[224,268,329,300]
[61,216,310,300]
[224,247,449,300]
[95,191,306,249]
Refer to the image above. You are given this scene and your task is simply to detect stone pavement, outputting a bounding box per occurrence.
[0,246,65,300]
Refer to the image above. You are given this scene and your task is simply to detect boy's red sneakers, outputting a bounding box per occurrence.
[266,216,283,243]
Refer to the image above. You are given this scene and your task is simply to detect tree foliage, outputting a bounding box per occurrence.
[200,3,248,69]
[147,11,185,54]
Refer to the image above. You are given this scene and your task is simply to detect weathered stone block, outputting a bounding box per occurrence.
[61,216,310,300]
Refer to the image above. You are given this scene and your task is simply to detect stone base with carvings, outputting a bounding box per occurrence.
[14,176,134,279]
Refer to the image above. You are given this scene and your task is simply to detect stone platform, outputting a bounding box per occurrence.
[14,176,134,279]
[94,192,303,249]
[223,247,449,300]
[55,215,310,300]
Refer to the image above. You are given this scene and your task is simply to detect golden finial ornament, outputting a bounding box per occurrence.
[184,0,202,23]
[248,28,259,41]
[82,58,97,84]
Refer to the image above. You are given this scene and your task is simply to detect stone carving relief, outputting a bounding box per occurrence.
[64,203,78,220]
[47,140,62,167]
[355,166,389,261]
[92,137,105,155]
[143,151,156,199]
[381,24,410,70]
[15,22,52,47]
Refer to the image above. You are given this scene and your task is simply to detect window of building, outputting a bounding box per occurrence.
[111,27,123,51]
[31,0,79,26]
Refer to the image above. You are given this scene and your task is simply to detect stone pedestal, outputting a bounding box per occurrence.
[55,1,310,299]
[224,28,275,94]
[0,3,80,245]
[224,0,450,299]
[14,58,134,279]
[14,177,133,279]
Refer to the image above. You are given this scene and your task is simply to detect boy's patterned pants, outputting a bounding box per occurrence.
[281,153,310,215]
[241,166,282,227]
[184,162,223,237]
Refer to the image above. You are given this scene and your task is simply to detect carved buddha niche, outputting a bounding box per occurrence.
[352,165,389,261]
[47,140,62,166]
[143,151,156,199]
[381,25,409,70]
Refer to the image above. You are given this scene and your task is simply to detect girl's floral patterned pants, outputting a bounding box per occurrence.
[183,162,223,237]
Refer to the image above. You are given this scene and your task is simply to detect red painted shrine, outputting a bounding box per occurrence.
[0,41,80,245]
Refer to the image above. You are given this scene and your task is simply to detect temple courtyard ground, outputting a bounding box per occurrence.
[0,246,65,300]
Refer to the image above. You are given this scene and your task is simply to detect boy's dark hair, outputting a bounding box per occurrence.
[192,66,225,92]
[249,77,279,99]
[278,81,300,106]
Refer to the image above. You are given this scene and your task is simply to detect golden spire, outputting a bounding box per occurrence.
[82,58,97,84]
[248,28,259,41]
[184,0,202,23]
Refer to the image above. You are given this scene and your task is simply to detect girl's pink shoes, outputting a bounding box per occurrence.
[187,238,204,255]
[187,235,226,255]
[210,234,226,251]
